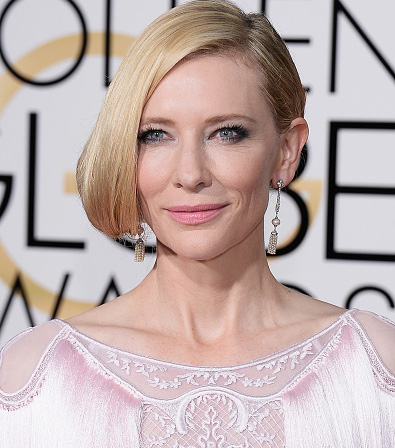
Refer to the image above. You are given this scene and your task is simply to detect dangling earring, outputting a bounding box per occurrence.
[134,225,145,262]
[268,180,284,255]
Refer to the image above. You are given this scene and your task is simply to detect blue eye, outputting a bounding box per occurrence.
[138,129,166,144]
[219,128,236,138]
[149,130,164,139]
[214,125,249,142]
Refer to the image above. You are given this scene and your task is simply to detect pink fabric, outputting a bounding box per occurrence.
[0,309,394,447]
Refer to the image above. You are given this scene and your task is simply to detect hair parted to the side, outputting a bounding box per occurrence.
[77,0,306,238]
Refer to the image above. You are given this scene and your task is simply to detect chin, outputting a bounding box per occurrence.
[182,249,225,262]
[157,235,232,262]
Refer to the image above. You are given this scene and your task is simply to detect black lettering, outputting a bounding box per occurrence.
[330,0,395,92]
[0,274,35,331]
[98,277,121,305]
[0,175,13,220]
[51,273,71,319]
[345,286,394,309]
[104,0,112,87]
[114,236,156,253]
[0,0,87,86]
[27,113,85,249]
[260,1,310,45]
[326,121,395,262]
[282,283,312,297]
[259,1,310,91]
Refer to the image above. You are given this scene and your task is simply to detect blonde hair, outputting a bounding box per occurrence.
[77,0,306,238]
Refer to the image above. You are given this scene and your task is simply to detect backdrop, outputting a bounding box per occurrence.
[0,0,394,345]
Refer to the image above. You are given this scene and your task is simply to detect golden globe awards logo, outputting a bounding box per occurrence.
[0,0,151,331]
[0,0,394,341]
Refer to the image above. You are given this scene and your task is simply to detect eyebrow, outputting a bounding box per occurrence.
[139,114,258,128]
[139,118,175,128]
[204,114,258,126]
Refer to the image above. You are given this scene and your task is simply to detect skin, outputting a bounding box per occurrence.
[66,55,345,366]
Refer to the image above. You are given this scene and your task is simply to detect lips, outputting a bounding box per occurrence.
[165,204,227,225]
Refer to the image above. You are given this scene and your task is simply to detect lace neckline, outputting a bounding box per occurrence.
[54,309,354,370]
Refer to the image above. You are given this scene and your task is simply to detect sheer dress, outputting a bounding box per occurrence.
[0,309,394,447]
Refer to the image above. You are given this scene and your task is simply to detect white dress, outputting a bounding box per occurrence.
[0,308,394,447]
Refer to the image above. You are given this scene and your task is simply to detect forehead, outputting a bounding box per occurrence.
[142,55,271,123]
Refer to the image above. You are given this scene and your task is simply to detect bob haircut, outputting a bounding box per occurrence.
[77,0,306,238]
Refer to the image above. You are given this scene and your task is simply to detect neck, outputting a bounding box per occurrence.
[139,224,286,344]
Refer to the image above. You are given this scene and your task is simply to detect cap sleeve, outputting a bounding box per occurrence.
[350,310,395,393]
[0,321,63,394]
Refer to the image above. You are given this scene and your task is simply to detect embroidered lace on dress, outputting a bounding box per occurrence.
[90,327,321,447]
[0,309,394,448]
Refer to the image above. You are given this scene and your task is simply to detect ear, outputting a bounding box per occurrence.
[272,118,309,187]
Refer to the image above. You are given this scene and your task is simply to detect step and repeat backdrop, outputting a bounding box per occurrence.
[0,0,394,344]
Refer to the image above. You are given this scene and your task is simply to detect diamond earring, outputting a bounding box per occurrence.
[268,180,284,255]
[134,225,145,262]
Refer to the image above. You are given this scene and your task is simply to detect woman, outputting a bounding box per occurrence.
[0,1,394,446]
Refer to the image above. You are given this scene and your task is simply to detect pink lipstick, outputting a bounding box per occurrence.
[166,204,227,225]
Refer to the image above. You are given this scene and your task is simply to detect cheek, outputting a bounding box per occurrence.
[218,147,280,222]
[137,149,172,190]
[214,152,273,197]
[137,152,170,217]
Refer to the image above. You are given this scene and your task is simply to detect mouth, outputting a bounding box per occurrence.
[165,204,228,225]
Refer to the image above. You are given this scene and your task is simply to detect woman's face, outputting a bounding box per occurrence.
[137,55,283,260]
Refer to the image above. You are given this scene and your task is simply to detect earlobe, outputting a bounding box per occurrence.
[272,118,308,187]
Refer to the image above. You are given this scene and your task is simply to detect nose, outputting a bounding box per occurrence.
[172,137,212,190]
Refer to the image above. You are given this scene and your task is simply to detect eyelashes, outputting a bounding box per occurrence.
[138,126,167,144]
[212,124,249,142]
[138,124,250,145]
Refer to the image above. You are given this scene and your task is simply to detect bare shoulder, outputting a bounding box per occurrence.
[282,288,346,329]
[64,290,146,347]
[65,298,123,333]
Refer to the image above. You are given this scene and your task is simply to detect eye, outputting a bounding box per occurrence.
[138,128,167,144]
[148,130,165,140]
[211,125,249,142]
[219,128,237,138]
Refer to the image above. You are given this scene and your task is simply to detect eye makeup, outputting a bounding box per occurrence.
[210,124,250,142]
[138,122,251,146]
[138,126,168,144]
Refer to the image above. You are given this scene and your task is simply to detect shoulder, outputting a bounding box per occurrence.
[346,309,395,375]
[282,292,346,334]
[62,293,144,346]
[0,320,64,394]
